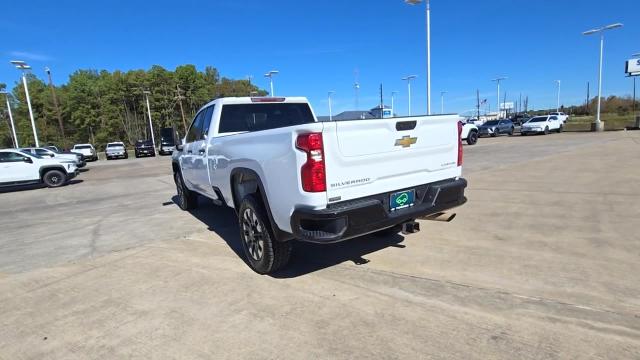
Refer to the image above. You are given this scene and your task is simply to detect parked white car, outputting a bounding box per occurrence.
[172,96,467,274]
[521,115,563,135]
[460,122,479,145]
[550,112,569,123]
[105,142,128,160]
[71,144,98,161]
[21,147,86,168]
[0,149,78,188]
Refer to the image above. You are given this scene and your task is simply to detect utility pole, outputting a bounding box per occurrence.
[175,85,188,133]
[354,68,360,110]
[143,90,156,153]
[379,83,384,118]
[391,91,398,117]
[476,89,480,122]
[492,77,507,119]
[1,91,18,147]
[328,91,335,121]
[45,67,66,147]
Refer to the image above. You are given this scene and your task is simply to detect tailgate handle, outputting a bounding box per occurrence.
[396,121,417,131]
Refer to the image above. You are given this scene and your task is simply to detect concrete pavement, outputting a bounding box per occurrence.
[0,131,639,359]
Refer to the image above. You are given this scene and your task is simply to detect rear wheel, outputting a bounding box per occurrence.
[43,169,67,188]
[544,126,549,135]
[239,195,292,274]
[174,171,198,210]
[508,127,514,136]
[558,125,563,133]
[466,131,478,145]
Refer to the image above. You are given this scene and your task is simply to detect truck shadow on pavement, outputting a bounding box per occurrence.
[173,196,407,278]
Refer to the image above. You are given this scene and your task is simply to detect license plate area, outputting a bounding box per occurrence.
[390,189,415,211]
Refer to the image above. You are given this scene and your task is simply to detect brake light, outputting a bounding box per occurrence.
[457,121,464,167]
[296,133,326,192]
[251,97,286,103]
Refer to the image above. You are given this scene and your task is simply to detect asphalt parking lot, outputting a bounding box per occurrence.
[1,131,639,359]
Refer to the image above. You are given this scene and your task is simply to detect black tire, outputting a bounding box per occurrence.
[521,132,527,136]
[124,153,129,159]
[558,125,563,133]
[239,195,292,274]
[42,169,67,188]
[491,130,498,137]
[466,131,478,145]
[508,127,514,136]
[544,126,549,135]
[174,171,198,210]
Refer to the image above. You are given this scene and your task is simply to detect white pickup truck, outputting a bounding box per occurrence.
[172,97,467,274]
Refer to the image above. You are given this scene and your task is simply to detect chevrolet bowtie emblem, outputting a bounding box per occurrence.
[394,135,418,148]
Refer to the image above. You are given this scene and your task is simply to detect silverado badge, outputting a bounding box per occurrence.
[394,135,418,148]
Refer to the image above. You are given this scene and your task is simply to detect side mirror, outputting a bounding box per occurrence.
[23,157,33,164]
[176,143,184,151]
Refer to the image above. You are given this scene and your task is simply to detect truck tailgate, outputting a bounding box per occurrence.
[322,115,462,203]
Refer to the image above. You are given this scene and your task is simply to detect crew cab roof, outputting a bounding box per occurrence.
[199,96,310,112]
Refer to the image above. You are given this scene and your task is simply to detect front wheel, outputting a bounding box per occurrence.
[508,127,514,136]
[43,169,67,188]
[239,195,292,274]
[558,125,563,133]
[466,131,478,145]
[174,171,198,210]
[544,126,549,135]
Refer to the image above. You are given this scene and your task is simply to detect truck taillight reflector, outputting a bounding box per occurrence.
[296,133,326,192]
[457,121,464,167]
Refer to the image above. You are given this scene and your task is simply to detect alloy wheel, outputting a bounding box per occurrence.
[242,208,265,261]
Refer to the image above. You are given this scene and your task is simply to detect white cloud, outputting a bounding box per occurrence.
[8,51,53,62]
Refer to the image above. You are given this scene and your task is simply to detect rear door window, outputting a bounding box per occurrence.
[218,103,315,134]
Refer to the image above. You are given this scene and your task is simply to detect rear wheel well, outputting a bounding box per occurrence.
[231,170,261,212]
[172,161,181,174]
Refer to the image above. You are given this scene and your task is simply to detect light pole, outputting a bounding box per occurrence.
[143,90,156,153]
[328,91,335,121]
[391,91,398,117]
[632,53,640,118]
[264,70,279,96]
[402,75,417,116]
[555,80,561,112]
[583,23,623,132]
[1,91,18,147]
[440,91,447,114]
[10,60,39,147]
[405,0,431,115]
[491,77,507,119]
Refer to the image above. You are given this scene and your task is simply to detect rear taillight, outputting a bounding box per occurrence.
[457,121,464,167]
[296,133,326,192]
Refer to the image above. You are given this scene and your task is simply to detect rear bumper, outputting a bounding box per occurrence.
[290,178,467,243]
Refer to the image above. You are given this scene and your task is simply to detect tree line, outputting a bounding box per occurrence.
[0,65,266,149]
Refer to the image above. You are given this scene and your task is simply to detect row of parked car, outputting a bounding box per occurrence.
[0,134,177,189]
[459,112,569,145]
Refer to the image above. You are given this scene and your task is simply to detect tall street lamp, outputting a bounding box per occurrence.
[391,91,398,117]
[405,0,431,115]
[0,90,18,147]
[583,23,623,131]
[143,90,156,153]
[491,77,507,119]
[264,70,279,96]
[631,53,639,118]
[402,75,418,116]
[440,91,447,114]
[328,91,335,121]
[555,80,561,112]
[10,60,39,147]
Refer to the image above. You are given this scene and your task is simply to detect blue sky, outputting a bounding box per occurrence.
[1,0,638,116]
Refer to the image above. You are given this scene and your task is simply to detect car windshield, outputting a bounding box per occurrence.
[529,117,548,123]
[75,145,92,149]
[550,112,559,115]
[136,141,152,146]
[107,143,123,148]
[45,147,60,153]
[483,121,499,126]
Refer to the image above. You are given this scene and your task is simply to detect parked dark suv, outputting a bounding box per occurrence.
[134,140,156,158]
[478,119,515,137]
